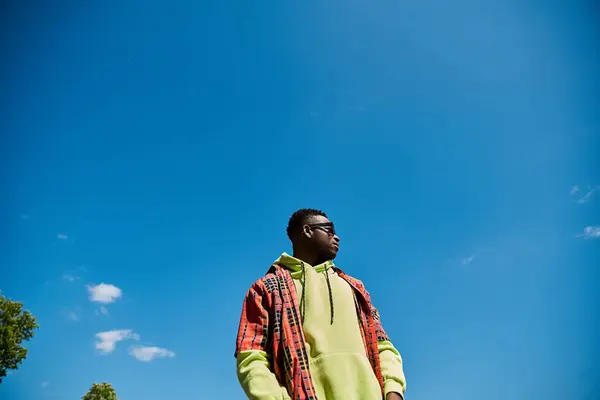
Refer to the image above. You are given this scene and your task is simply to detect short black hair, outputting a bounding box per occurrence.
[286,208,328,240]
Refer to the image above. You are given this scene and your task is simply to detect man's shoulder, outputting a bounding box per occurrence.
[336,269,365,287]
[246,271,280,295]
[336,269,373,300]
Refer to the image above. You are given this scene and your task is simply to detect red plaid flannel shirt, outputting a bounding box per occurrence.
[235,264,389,400]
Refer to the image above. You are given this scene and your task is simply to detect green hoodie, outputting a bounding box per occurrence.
[236,253,406,399]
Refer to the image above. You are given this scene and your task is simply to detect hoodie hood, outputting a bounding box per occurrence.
[274,252,334,277]
[274,253,336,325]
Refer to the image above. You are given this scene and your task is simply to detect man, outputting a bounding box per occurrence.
[235,208,406,400]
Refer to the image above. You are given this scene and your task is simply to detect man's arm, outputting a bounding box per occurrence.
[379,340,406,399]
[372,305,407,399]
[235,282,291,400]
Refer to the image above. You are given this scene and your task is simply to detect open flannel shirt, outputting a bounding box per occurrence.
[235,264,390,400]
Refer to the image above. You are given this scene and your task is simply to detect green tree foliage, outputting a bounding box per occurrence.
[0,295,39,383]
[82,382,119,400]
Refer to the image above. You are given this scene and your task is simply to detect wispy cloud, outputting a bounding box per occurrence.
[63,274,79,282]
[576,186,599,204]
[95,329,139,353]
[570,185,580,196]
[578,226,600,239]
[87,283,122,304]
[461,254,476,265]
[40,381,49,389]
[57,233,69,240]
[97,306,109,316]
[20,214,30,220]
[67,311,79,321]
[129,346,175,362]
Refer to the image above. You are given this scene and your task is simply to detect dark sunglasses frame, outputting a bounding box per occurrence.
[306,222,336,236]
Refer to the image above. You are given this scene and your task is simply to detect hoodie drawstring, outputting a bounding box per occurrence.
[325,268,335,325]
[300,263,307,324]
[299,262,335,325]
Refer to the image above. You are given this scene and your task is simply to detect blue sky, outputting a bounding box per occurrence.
[1,1,598,399]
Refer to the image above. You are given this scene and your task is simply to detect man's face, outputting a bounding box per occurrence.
[303,215,340,261]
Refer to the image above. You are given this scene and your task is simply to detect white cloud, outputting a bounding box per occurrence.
[461,254,476,265]
[576,186,599,204]
[95,329,139,353]
[57,233,68,240]
[129,346,175,362]
[570,185,580,196]
[98,306,109,316]
[578,226,600,239]
[87,283,122,304]
[40,381,49,389]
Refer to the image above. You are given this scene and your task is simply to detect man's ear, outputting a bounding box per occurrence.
[302,225,313,239]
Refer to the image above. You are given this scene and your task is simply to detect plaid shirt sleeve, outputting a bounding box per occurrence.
[235,281,270,356]
[358,280,390,343]
[371,304,391,343]
[235,281,292,399]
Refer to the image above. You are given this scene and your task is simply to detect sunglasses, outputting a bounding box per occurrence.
[307,222,336,236]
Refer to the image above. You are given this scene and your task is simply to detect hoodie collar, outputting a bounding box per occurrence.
[274,252,334,274]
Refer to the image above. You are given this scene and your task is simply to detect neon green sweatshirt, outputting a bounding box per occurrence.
[236,253,406,399]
